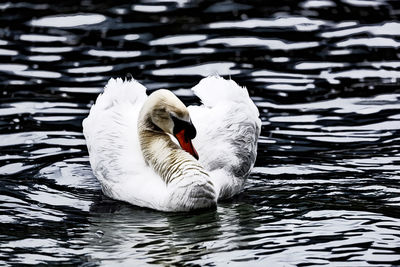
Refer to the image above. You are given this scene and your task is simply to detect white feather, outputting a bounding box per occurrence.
[191,75,259,117]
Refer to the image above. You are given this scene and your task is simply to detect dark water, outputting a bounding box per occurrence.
[1,0,400,265]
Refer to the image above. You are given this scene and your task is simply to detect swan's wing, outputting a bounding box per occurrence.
[188,76,261,198]
[83,78,147,182]
[83,78,169,208]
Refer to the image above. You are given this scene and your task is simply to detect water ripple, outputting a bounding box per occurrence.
[30,14,106,28]
[1,0,400,266]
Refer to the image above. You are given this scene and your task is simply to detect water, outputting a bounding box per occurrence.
[1,0,400,265]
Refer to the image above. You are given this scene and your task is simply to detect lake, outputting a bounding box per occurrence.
[0,0,400,266]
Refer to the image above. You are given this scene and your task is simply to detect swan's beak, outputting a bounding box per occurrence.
[174,129,199,160]
[171,115,199,160]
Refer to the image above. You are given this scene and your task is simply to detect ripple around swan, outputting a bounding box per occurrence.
[1,0,400,266]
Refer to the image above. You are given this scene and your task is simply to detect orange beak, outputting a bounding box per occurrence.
[175,129,199,160]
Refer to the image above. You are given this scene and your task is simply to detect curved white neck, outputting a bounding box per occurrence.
[137,117,204,184]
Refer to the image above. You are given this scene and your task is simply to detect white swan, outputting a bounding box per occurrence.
[83,76,261,212]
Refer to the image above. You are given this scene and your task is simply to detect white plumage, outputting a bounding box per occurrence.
[83,76,261,211]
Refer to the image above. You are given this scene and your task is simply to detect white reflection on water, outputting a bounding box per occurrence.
[56,87,103,93]
[30,47,73,53]
[0,101,83,116]
[209,17,328,31]
[266,84,315,91]
[0,131,82,146]
[295,62,347,70]
[370,61,400,68]
[325,121,400,131]
[321,69,400,83]
[337,37,400,48]
[150,34,207,45]
[67,66,113,74]
[0,63,62,78]
[33,116,77,122]
[132,4,167,13]
[342,0,386,7]
[20,34,67,42]
[74,76,107,82]
[205,37,319,50]
[14,70,61,79]
[252,70,307,78]
[178,47,215,54]
[40,161,99,189]
[124,34,141,41]
[301,0,335,8]
[29,185,92,211]
[87,49,141,58]
[152,62,241,76]
[259,93,400,114]
[322,22,400,38]
[253,77,313,84]
[27,55,62,62]
[0,48,18,56]
[328,49,352,55]
[271,57,289,63]
[270,115,320,123]
[0,163,35,175]
[0,64,28,72]
[307,136,379,143]
[254,165,326,175]
[30,14,106,28]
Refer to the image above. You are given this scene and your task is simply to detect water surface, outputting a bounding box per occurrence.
[1,0,400,266]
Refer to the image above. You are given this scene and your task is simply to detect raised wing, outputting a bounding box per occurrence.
[83,78,148,189]
[188,76,261,198]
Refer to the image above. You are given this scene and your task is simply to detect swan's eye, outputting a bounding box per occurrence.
[171,115,197,140]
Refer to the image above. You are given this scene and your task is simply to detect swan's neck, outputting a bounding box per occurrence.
[138,118,204,184]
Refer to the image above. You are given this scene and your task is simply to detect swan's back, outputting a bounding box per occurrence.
[188,76,261,198]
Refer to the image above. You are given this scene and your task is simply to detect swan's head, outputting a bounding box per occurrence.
[139,89,199,160]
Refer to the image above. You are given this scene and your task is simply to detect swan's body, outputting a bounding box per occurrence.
[83,76,261,211]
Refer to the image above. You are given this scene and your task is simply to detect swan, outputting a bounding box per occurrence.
[83,76,261,212]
